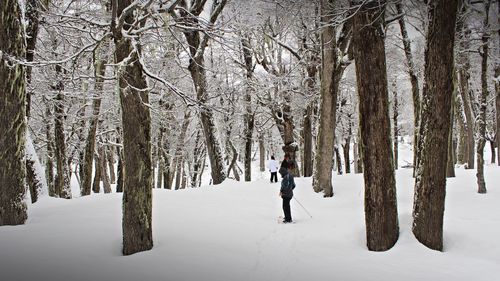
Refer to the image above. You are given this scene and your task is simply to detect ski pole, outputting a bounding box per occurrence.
[293,197,313,218]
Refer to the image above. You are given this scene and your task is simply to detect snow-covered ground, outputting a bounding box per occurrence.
[1,145,499,281]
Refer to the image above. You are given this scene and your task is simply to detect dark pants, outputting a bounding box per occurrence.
[270,172,278,183]
[282,197,292,222]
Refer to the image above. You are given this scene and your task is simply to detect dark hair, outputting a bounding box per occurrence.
[288,163,294,169]
[271,155,275,160]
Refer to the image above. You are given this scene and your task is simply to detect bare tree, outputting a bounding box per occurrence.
[313,0,352,197]
[112,0,153,255]
[413,0,459,251]
[352,0,399,251]
[476,0,491,194]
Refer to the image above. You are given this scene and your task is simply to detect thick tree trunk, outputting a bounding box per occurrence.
[476,0,491,194]
[412,0,459,251]
[0,0,28,225]
[313,0,338,196]
[352,0,399,252]
[302,60,318,177]
[113,0,153,255]
[191,129,205,187]
[396,1,420,174]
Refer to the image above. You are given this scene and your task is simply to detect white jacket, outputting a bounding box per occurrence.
[267,159,279,173]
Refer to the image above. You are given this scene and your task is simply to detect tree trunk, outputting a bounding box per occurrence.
[0,0,28,225]
[26,133,46,203]
[447,105,456,178]
[191,129,205,188]
[259,133,266,172]
[343,140,351,174]
[313,0,339,196]
[456,12,475,169]
[352,0,399,252]
[44,97,55,197]
[113,0,153,255]
[99,145,112,193]
[25,0,48,203]
[242,36,254,182]
[334,146,342,175]
[54,90,71,199]
[92,150,101,194]
[393,84,399,170]
[396,0,420,174]
[496,1,500,166]
[81,53,106,196]
[476,0,491,194]
[412,0,459,251]
[107,146,116,184]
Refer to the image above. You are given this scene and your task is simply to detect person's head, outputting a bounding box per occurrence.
[271,155,275,160]
[287,163,294,171]
[284,154,289,160]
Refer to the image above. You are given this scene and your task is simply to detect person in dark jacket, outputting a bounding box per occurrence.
[279,154,292,178]
[279,164,296,223]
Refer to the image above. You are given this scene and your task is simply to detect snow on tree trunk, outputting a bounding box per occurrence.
[113,0,153,255]
[99,145,111,194]
[352,0,399,251]
[0,0,28,225]
[412,0,459,251]
[242,35,254,182]
[393,83,399,170]
[496,1,500,166]
[476,0,491,194]
[26,133,48,203]
[43,97,55,197]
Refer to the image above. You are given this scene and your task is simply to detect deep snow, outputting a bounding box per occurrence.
[0,144,499,281]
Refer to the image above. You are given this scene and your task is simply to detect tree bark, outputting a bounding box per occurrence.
[476,0,491,194]
[412,0,459,251]
[313,0,339,196]
[352,0,399,251]
[99,145,112,193]
[242,35,254,182]
[259,132,266,172]
[0,0,28,225]
[43,97,55,196]
[496,1,500,166]
[393,84,399,170]
[54,88,71,199]
[113,0,153,255]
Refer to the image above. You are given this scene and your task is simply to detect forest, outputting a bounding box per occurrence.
[1,0,499,269]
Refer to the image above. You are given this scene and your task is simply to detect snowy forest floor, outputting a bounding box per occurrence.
[1,149,499,281]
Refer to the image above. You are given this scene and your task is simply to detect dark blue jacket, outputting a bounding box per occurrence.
[280,173,296,198]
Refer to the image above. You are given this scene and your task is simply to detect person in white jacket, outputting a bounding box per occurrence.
[267,155,280,183]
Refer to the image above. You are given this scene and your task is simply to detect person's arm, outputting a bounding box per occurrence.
[291,176,296,189]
